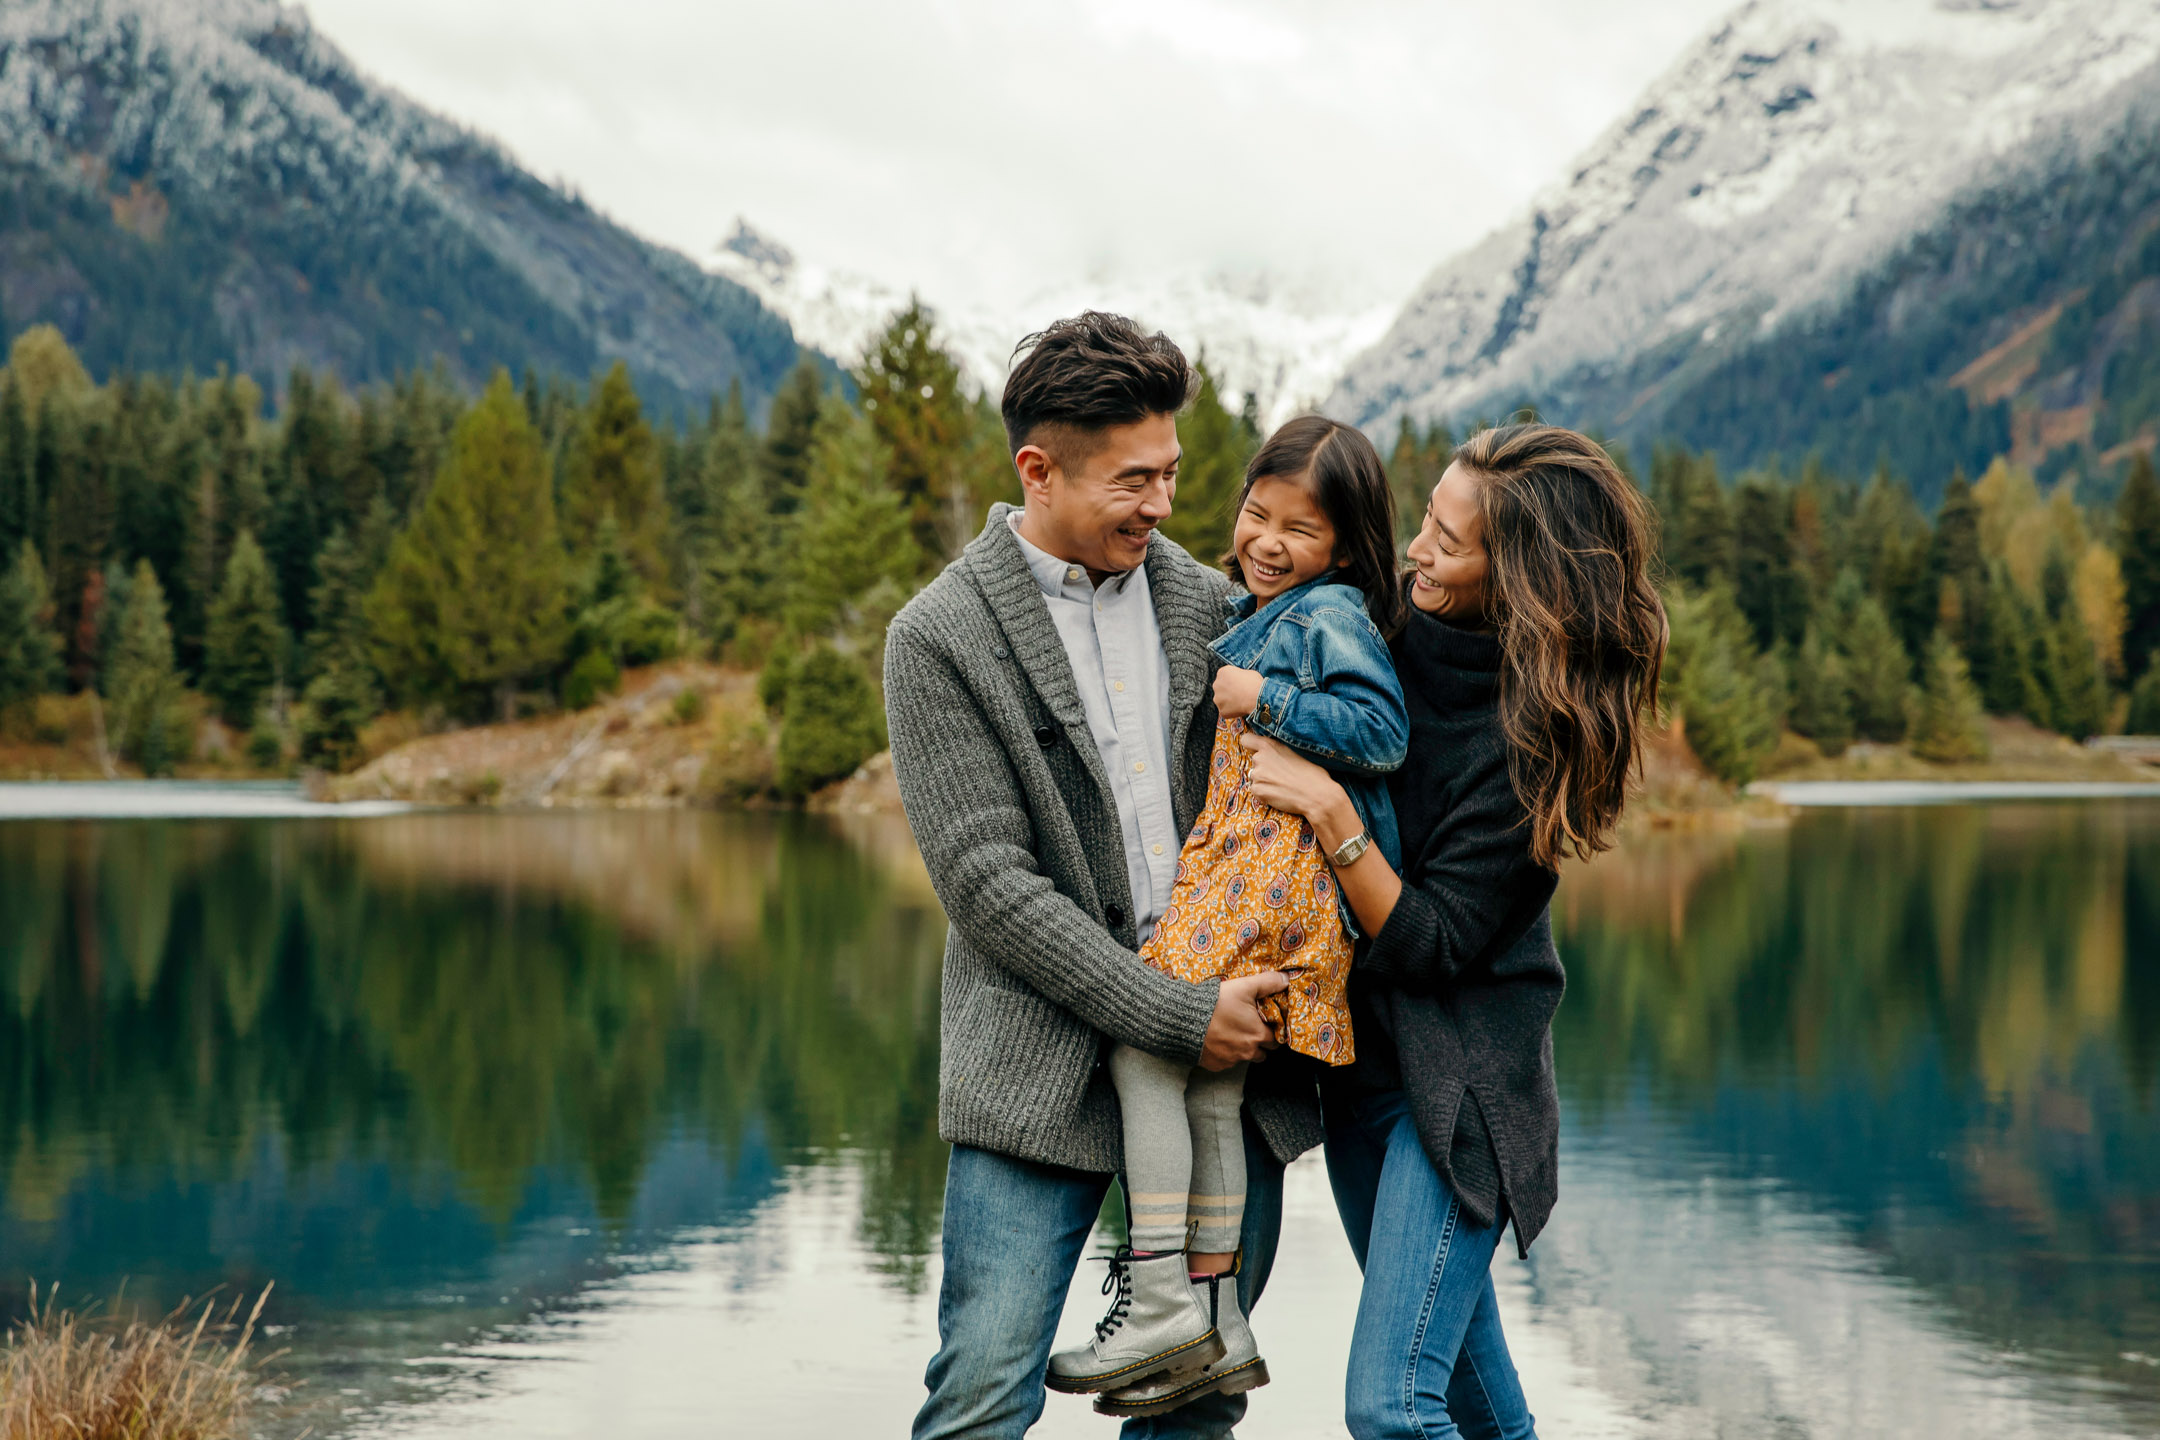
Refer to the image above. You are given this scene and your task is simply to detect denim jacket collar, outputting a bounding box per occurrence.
[1211,574,1338,668]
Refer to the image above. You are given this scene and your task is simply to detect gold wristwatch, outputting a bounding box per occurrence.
[1328,829,1371,868]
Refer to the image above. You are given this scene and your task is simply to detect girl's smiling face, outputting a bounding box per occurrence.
[1234,475,1344,603]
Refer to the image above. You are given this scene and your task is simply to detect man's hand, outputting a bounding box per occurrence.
[1199,971,1289,1070]
[1212,665,1265,719]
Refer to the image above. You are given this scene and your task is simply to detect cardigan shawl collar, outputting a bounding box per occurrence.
[961,503,1219,832]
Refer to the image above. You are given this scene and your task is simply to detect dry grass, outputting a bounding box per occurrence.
[0,1283,287,1440]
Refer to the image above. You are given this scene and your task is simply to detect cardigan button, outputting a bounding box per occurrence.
[1034,724,1061,748]
[993,645,1009,659]
[1105,904,1127,929]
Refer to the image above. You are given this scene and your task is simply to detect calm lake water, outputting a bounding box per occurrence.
[2,801,2157,1438]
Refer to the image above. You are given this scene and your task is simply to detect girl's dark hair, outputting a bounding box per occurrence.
[1224,415,1407,638]
[1450,423,1667,870]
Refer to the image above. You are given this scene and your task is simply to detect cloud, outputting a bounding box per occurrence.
[301,0,1736,311]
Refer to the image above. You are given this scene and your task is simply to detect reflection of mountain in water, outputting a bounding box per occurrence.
[1553,803,2160,1424]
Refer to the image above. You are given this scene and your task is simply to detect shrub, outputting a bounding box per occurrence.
[245,725,283,770]
[701,697,774,801]
[670,688,707,726]
[776,645,885,798]
[758,649,798,716]
[298,664,378,772]
[0,1283,277,1440]
[562,649,620,711]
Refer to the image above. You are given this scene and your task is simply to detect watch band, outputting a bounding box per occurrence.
[1329,829,1371,868]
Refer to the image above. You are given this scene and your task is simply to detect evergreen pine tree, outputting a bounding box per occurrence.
[1732,476,1805,650]
[0,539,61,715]
[1784,625,1854,756]
[0,373,29,555]
[1835,579,1913,742]
[1929,467,1986,652]
[1968,566,2047,719]
[561,362,672,595]
[858,301,973,559]
[1158,362,1258,566]
[2128,657,2160,734]
[1654,448,1732,587]
[775,643,885,797]
[2118,451,2160,682]
[106,559,188,776]
[365,372,573,720]
[203,530,287,728]
[1907,631,1990,763]
[761,356,827,516]
[2042,606,2109,740]
[695,382,774,648]
[784,404,923,641]
[1662,581,1780,786]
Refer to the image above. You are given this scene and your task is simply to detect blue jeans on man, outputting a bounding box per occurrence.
[912,1113,1285,1440]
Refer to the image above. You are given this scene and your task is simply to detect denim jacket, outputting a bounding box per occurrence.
[1213,575,1406,879]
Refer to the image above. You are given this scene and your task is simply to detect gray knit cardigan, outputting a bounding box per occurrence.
[884,504,1325,1174]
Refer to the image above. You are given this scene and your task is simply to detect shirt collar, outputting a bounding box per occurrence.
[1007,511,1141,601]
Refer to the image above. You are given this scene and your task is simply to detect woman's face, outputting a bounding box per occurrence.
[1405,462,1490,624]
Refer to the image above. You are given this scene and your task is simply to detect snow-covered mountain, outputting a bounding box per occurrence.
[0,0,808,409]
[707,221,1397,426]
[1331,0,2160,442]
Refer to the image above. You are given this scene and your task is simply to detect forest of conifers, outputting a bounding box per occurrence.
[0,306,2156,796]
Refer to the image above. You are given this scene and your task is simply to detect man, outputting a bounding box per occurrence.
[886,312,1319,1439]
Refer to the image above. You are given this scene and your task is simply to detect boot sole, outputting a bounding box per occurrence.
[1044,1330,1226,1395]
[1092,1357,1271,1418]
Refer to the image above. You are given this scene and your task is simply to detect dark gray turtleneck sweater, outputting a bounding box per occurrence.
[1337,606,1565,1256]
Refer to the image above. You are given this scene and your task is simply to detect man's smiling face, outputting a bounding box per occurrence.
[1015,413,1181,580]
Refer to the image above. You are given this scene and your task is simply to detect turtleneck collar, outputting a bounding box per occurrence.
[1393,604,1502,712]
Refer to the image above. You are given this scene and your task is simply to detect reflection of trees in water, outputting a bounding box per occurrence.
[1558,805,2160,1105]
[1554,802,2160,1398]
[0,812,947,1293]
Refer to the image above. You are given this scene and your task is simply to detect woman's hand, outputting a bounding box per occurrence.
[1239,731,1347,823]
[1212,665,1264,719]
[1242,731,1405,938]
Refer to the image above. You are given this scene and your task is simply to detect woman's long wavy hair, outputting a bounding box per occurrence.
[1450,423,1666,869]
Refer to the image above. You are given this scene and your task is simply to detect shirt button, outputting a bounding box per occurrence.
[1152,843,1164,855]
[1114,681,1126,693]
[1066,567,1081,581]
[1133,762,1145,774]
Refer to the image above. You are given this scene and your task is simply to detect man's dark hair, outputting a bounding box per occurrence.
[1000,311,1195,462]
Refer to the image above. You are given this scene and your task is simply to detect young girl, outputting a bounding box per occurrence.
[1047,416,1410,1418]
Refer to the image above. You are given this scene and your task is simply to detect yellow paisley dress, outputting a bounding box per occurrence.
[1138,716,1355,1065]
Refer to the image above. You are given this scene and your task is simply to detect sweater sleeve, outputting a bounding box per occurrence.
[884,619,1218,1064]
[1358,751,1557,994]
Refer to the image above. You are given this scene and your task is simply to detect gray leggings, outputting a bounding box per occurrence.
[1109,1044,1249,1254]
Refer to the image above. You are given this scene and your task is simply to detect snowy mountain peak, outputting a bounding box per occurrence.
[1330,0,2160,432]
[705,227,1397,427]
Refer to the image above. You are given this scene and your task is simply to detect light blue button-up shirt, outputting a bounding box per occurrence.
[1008,513,1182,934]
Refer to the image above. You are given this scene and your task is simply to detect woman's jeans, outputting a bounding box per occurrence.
[1324,1087,1538,1440]
[911,1110,1284,1440]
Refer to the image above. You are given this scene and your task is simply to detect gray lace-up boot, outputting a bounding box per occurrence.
[1094,1267,1269,1418]
[1045,1248,1224,1395]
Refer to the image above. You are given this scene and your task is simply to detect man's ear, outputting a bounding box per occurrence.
[1014,444,1058,504]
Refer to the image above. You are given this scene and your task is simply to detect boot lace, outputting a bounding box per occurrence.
[1089,1247,1140,1344]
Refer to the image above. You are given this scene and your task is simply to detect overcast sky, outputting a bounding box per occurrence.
[303,0,1738,313]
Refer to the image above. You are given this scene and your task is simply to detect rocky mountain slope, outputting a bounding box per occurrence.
[0,0,810,412]
[708,220,1396,426]
[1331,0,2160,496]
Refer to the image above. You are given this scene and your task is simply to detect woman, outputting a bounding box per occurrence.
[1240,423,1665,1439]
